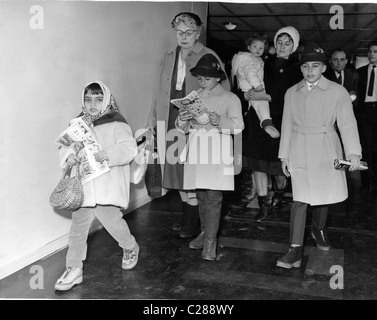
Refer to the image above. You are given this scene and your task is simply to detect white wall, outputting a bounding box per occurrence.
[0,1,207,280]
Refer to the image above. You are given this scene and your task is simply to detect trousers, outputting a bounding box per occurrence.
[66,205,136,268]
[290,201,329,246]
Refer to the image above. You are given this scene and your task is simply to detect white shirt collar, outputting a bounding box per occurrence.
[306,80,319,90]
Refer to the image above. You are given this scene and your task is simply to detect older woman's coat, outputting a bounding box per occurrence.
[278,76,362,205]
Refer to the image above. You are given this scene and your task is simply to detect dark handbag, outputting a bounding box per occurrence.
[144,133,162,198]
[49,164,84,211]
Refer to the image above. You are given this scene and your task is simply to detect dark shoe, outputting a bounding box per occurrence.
[172,202,187,231]
[245,188,257,201]
[255,195,273,222]
[172,222,181,231]
[179,204,199,238]
[201,238,217,261]
[311,228,330,251]
[276,245,302,269]
[189,231,205,249]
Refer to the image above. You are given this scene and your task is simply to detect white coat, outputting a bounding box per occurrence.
[279,77,362,205]
[59,118,137,209]
[176,84,244,191]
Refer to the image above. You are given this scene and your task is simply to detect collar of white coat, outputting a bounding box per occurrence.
[295,76,330,92]
[197,83,224,96]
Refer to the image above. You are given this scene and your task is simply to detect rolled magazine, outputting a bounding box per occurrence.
[334,159,368,171]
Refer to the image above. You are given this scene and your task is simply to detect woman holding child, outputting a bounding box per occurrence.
[243,26,302,221]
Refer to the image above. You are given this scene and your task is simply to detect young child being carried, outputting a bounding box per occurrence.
[232,33,280,138]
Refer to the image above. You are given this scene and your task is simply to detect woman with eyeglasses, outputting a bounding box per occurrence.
[147,12,229,240]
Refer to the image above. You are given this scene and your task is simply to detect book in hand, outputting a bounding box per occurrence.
[171,90,210,125]
[56,117,110,184]
[334,159,368,171]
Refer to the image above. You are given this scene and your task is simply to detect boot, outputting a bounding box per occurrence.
[189,231,205,249]
[179,204,199,238]
[172,202,187,231]
[254,195,273,222]
[201,238,217,261]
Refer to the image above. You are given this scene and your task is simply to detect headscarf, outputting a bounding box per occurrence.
[274,26,300,53]
[81,81,127,127]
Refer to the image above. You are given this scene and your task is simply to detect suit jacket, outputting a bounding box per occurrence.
[324,68,359,105]
[356,64,369,108]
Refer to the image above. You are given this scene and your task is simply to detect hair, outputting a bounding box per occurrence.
[330,48,348,59]
[368,41,377,50]
[171,12,203,28]
[84,82,103,96]
[245,32,268,48]
[275,32,293,43]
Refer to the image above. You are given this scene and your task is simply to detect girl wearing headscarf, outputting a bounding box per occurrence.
[54,81,138,291]
[147,12,230,239]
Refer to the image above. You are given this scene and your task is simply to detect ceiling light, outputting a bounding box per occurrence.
[224,22,237,30]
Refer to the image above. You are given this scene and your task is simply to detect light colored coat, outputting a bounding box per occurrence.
[146,42,230,191]
[59,118,137,209]
[231,51,265,92]
[279,76,362,205]
[176,84,244,191]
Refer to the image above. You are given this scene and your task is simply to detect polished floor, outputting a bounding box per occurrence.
[1,168,377,300]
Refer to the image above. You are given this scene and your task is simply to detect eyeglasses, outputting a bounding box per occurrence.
[175,29,197,37]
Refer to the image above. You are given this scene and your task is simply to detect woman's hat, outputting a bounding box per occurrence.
[274,26,300,53]
[190,54,226,80]
[298,43,327,65]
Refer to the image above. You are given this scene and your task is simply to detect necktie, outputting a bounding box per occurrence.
[336,72,342,85]
[368,65,376,97]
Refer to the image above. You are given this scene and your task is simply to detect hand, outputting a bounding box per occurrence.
[281,159,291,177]
[94,150,109,163]
[179,109,192,122]
[347,154,361,171]
[208,111,221,127]
[66,154,80,167]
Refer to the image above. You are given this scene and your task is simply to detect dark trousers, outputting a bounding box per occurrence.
[359,105,377,189]
[196,189,223,239]
[290,201,329,246]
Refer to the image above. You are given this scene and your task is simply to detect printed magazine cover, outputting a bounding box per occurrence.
[56,117,110,184]
[171,90,211,125]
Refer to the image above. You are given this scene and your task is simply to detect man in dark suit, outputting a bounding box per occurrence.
[357,41,377,192]
[324,48,359,108]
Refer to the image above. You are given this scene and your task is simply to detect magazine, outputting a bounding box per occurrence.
[56,117,110,185]
[334,159,368,171]
[171,90,210,125]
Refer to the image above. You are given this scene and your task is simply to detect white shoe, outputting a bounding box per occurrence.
[54,267,83,291]
[122,242,139,270]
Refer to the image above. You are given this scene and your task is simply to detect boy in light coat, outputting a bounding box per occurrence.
[276,44,362,269]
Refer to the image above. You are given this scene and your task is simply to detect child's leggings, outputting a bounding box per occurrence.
[249,99,271,126]
[66,205,136,268]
